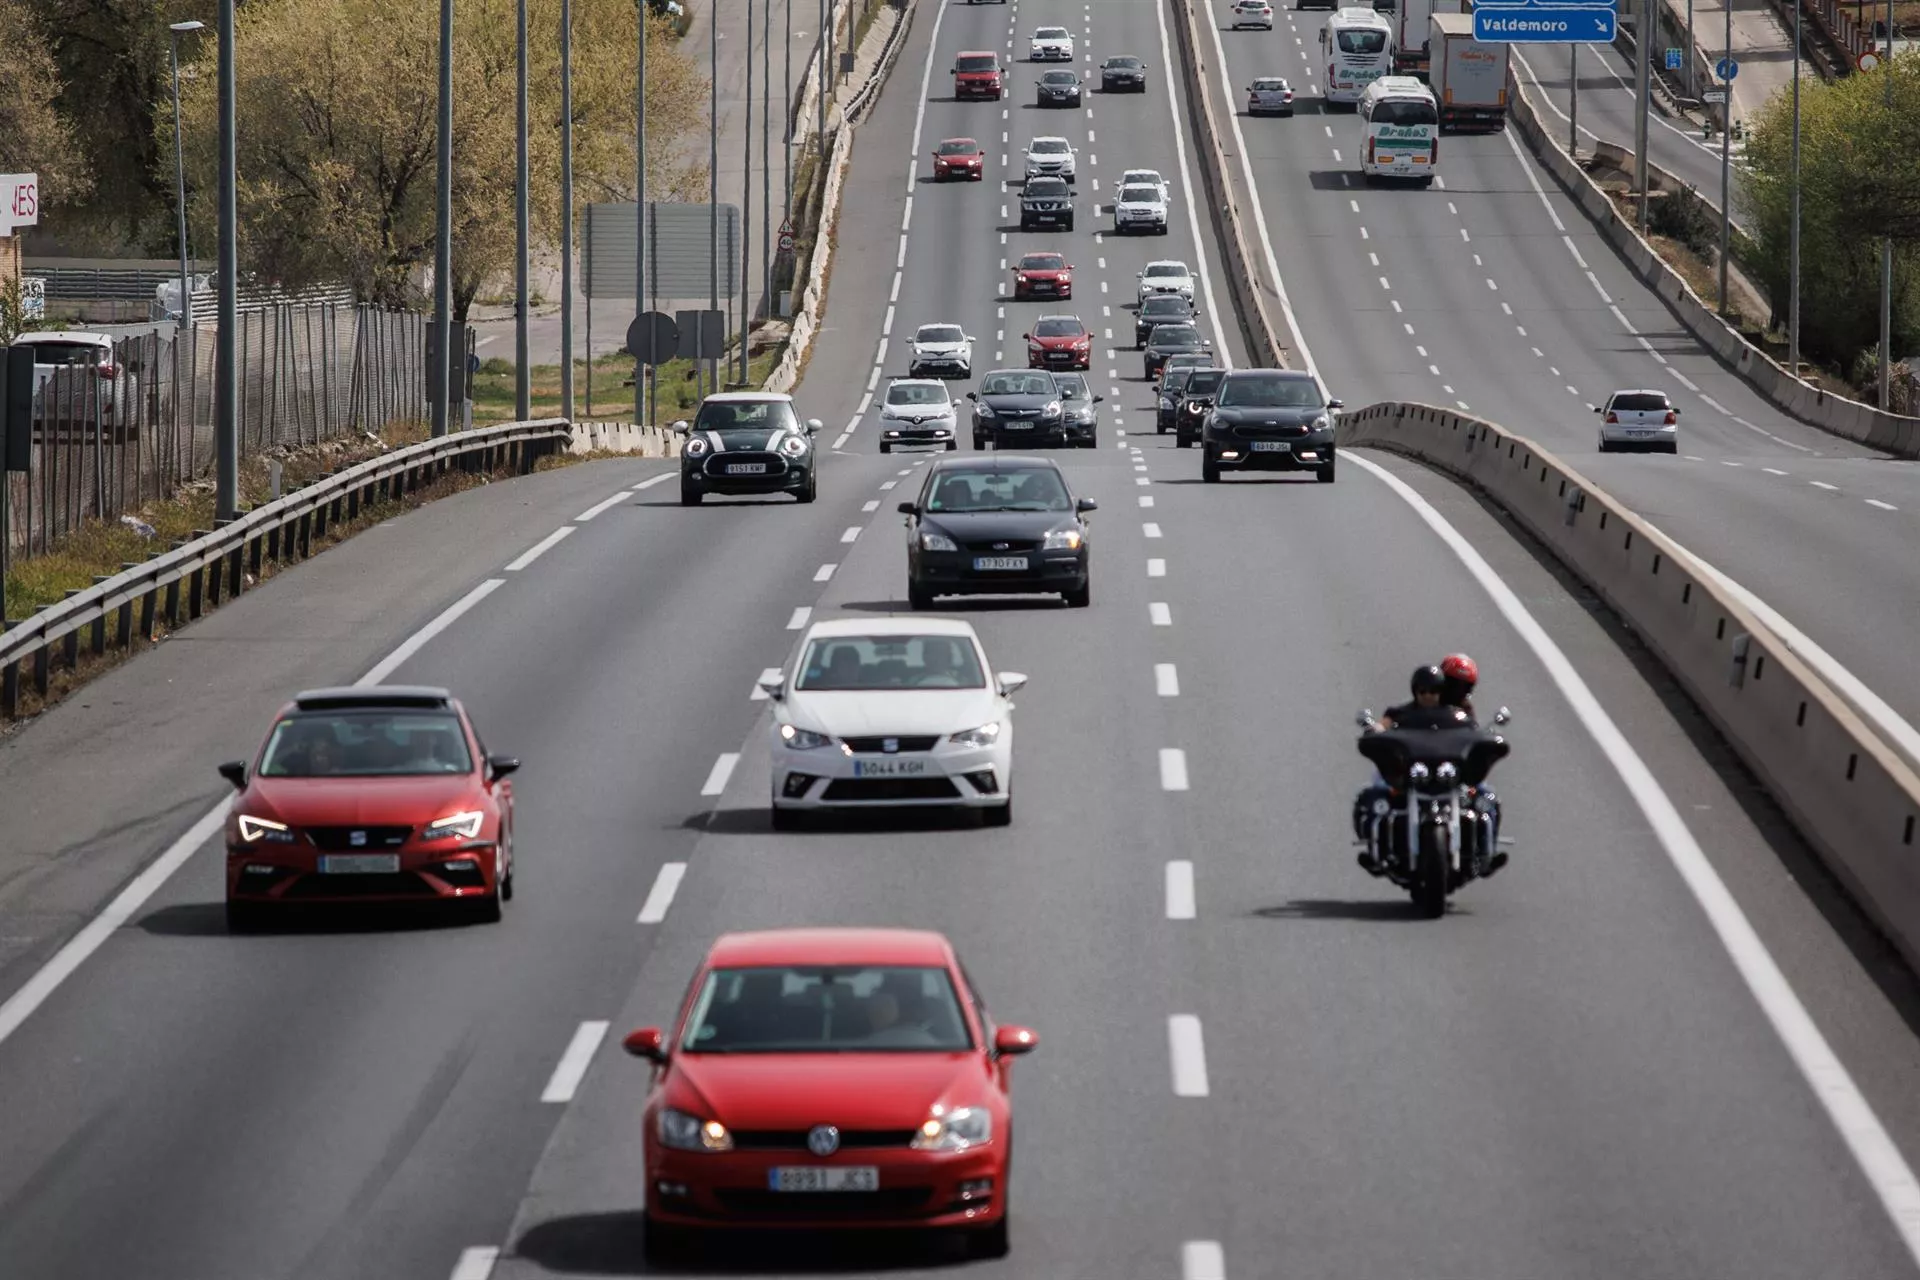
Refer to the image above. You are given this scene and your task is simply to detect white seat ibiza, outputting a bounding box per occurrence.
[761,619,1024,828]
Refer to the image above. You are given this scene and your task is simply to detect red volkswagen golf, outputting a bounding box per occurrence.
[219,686,519,930]
[623,928,1038,1262]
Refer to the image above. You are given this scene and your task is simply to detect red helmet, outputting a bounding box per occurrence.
[1440,653,1478,686]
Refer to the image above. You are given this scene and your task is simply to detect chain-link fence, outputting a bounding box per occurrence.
[3,304,425,568]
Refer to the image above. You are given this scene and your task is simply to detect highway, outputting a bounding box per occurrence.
[4,1,1920,1277]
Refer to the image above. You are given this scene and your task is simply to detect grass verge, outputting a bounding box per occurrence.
[470,342,787,427]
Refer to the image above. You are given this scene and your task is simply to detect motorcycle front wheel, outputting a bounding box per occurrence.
[1412,821,1450,919]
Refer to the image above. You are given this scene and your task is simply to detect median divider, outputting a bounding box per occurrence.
[1340,402,1920,972]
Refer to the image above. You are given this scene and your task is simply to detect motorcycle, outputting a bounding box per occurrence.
[1353,707,1512,918]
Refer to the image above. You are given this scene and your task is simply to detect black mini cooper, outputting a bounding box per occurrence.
[674,393,823,505]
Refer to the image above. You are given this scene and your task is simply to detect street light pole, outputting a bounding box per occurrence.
[1635,0,1651,235]
[638,0,648,424]
[785,0,793,219]
[561,0,576,421]
[1686,0,1695,98]
[432,0,454,438]
[741,0,754,384]
[708,0,719,401]
[168,21,204,334]
[1877,0,1894,408]
[762,0,771,333]
[1717,0,1732,314]
[214,0,238,520]
[1570,43,1579,155]
[515,0,531,420]
[1788,0,1801,375]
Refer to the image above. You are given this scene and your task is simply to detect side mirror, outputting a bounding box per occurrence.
[218,760,247,789]
[672,419,691,434]
[487,754,522,779]
[897,500,918,515]
[1022,333,1031,340]
[757,674,786,701]
[622,1027,668,1063]
[1075,497,1098,513]
[1326,398,1345,409]
[805,418,823,434]
[1590,405,1602,414]
[997,672,1029,697]
[994,1024,1039,1056]
[1201,338,1212,346]
[1092,394,1104,403]
[966,390,979,400]
[1671,408,1682,416]
[1492,706,1512,726]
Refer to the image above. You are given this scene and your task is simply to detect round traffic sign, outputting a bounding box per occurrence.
[778,231,796,252]
[1858,50,1881,71]
[625,311,680,365]
[1715,56,1738,80]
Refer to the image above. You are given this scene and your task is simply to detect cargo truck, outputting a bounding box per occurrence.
[1427,12,1508,131]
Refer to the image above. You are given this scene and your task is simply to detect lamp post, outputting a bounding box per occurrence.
[637,0,647,423]
[168,21,205,333]
[1717,0,1732,314]
[1635,0,1651,235]
[1788,0,1802,376]
[214,0,238,520]
[561,0,575,421]
[515,0,531,420]
[1876,0,1894,408]
[431,0,454,438]
[708,0,719,400]
[741,0,754,383]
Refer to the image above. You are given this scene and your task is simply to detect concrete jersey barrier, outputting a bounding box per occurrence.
[1340,402,1920,973]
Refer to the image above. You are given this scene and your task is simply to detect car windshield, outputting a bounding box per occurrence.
[956,55,997,71]
[17,340,108,366]
[1125,172,1159,184]
[1612,392,1670,411]
[1043,72,1078,83]
[680,965,973,1054]
[936,140,978,155]
[888,384,948,406]
[926,466,1072,513]
[917,324,965,343]
[1144,297,1187,315]
[1028,179,1068,194]
[1031,139,1069,154]
[1033,319,1083,337]
[1054,374,1088,399]
[1120,186,1158,203]
[1035,26,1069,37]
[795,635,988,690]
[1219,374,1323,407]
[1106,56,1143,67]
[694,399,799,432]
[1372,99,1436,125]
[1162,368,1195,392]
[1018,254,1065,270]
[980,371,1054,395]
[1153,326,1200,345]
[1338,29,1387,53]
[257,711,473,777]
[1145,263,1185,278]
[1186,370,1226,395]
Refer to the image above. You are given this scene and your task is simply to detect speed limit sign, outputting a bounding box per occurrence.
[778,219,795,252]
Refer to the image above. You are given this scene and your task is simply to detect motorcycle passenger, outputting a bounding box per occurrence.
[1436,652,1504,873]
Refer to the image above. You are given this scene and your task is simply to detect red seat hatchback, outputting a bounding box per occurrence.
[623,927,1038,1263]
[218,686,519,930]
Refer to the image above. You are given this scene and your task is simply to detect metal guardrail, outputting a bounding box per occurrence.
[844,0,913,123]
[0,417,572,718]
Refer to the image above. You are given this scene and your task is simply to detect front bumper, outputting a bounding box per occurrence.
[1028,347,1090,370]
[936,161,984,180]
[772,734,1013,810]
[1013,277,1071,298]
[647,1143,1008,1229]
[1205,432,1335,470]
[1102,74,1146,90]
[909,353,972,376]
[880,420,956,446]
[1063,414,1097,444]
[1115,212,1166,233]
[976,415,1069,445]
[1030,46,1072,59]
[955,79,1003,98]
[226,841,500,904]
[912,546,1087,598]
[683,454,813,494]
[1038,90,1081,105]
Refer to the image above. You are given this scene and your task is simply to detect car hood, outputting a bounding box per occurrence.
[786,687,1002,736]
[925,509,1074,541]
[1141,277,1192,291]
[670,1053,987,1129]
[243,775,483,826]
[1211,404,1328,427]
[1117,200,1164,212]
[1148,334,1206,352]
[1016,268,1069,279]
[881,402,955,419]
[912,340,970,355]
[978,392,1058,411]
[1028,334,1085,347]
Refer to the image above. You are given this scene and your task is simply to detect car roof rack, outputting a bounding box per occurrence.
[292,685,454,711]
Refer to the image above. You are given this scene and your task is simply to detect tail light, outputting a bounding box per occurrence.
[96,362,117,379]
[1664,410,1677,424]
[1430,138,1439,162]
[1367,139,1376,163]
[1605,412,1619,424]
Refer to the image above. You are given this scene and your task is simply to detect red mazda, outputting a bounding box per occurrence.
[931,137,986,181]
[1011,252,1072,300]
[1025,315,1091,370]
[219,686,518,930]
[623,927,1038,1262]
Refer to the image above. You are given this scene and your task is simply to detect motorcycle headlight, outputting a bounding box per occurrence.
[780,434,809,457]
[1042,400,1062,417]
[779,723,832,750]
[910,1105,992,1151]
[237,814,296,843]
[659,1107,733,1152]
[949,721,1001,748]
[921,530,959,551]
[1041,528,1082,551]
[422,810,485,840]
[683,435,710,457]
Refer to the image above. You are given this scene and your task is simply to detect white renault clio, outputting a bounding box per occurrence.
[761,618,1023,829]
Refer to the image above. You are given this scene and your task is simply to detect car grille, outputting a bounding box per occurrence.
[840,736,941,753]
[730,1129,918,1150]
[712,1189,936,1219]
[963,539,1039,553]
[703,450,788,478]
[820,778,962,801]
[283,872,438,898]
[303,825,412,850]
[1231,423,1309,439]
[1026,202,1066,212]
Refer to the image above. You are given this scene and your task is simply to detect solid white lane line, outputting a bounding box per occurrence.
[450,1247,501,1280]
[786,606,811,630]
[1159,748,1189,790]
[575,491,630,521]
[1149,601,1172,626]
[841,526,862,543]
[1349,451,1920,1267]
[631,472,674,491]
[636,863,689,924]
[1867,498,1898,510]
[1168,1015,1209,1096]
[814,563,837,581]
[1148,558,1166,577]
[1182,1241,1226,1280]
[701,752,740,796]
[750,667,784,700]
[540,1021,611,1103]
[1155,663,1179,696]
[1143,522,1162,537]
[1165,861,1196,919]
[832,433,850,450]
[504,526,575,571]
[358,579,505,687]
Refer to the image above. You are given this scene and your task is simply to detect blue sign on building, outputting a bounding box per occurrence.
[1665,47,1683,70]
[1472,0,1618,43]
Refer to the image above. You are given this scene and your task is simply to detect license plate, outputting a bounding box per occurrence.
[769,1166,880,1193]
[1252,440,1291,452]
[727,462,768,474]
[319,854,400,874]
[973,556,1029,571]
[1004,422,1033,430]
[853,758,929,777]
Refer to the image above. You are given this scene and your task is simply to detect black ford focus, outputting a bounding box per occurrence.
[900,456,1096,609]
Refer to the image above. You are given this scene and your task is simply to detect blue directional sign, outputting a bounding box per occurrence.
[1473,4,1618,42]
[1715,56,1739,79]
[1665,47,1683,70]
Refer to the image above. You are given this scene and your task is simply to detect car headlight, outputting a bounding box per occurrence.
[1041,528,1082,551]
[683,435,709,457]
[976,403,996,418]
[1042,400,1062,417]
[949,721,1001,748]
[779,723,832,750]
[1310,414,1331,431]
[659,1107,734,1152]
[780,434,809,457]
[237,814,296,843]
[422,810,486,840]
[1159,396,1173,408]
[910,1105,992,1151]
[920,530,959,551]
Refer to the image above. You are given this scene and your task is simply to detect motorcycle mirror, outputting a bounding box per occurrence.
[1356,708,1374,726]
[1492,706,1512,726]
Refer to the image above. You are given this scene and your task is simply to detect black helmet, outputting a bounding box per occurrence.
[1410,665,1445,695]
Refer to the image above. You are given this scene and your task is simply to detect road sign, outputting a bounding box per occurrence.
[1665,47,1683,70]
[1702,89,1726,102]
[19,277,44,322]
[778,230,796,252]
[1472,5,1617,43]
[626,312,680,365]
[675,309,727,360]
[0,173,38,234]
[1858,50,1881,71]
[1715,57,1738,79]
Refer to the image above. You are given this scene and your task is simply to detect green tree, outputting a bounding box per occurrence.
[1741,59,1920,374]
[169,0,708,320]
[0,2,92,209]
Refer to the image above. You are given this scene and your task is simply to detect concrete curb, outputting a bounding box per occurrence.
[1339,402,1920,974]
[1506,64,1920,455]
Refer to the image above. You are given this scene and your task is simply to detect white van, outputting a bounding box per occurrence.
[1319,7,1395,106]
[1357,75,1438,185]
